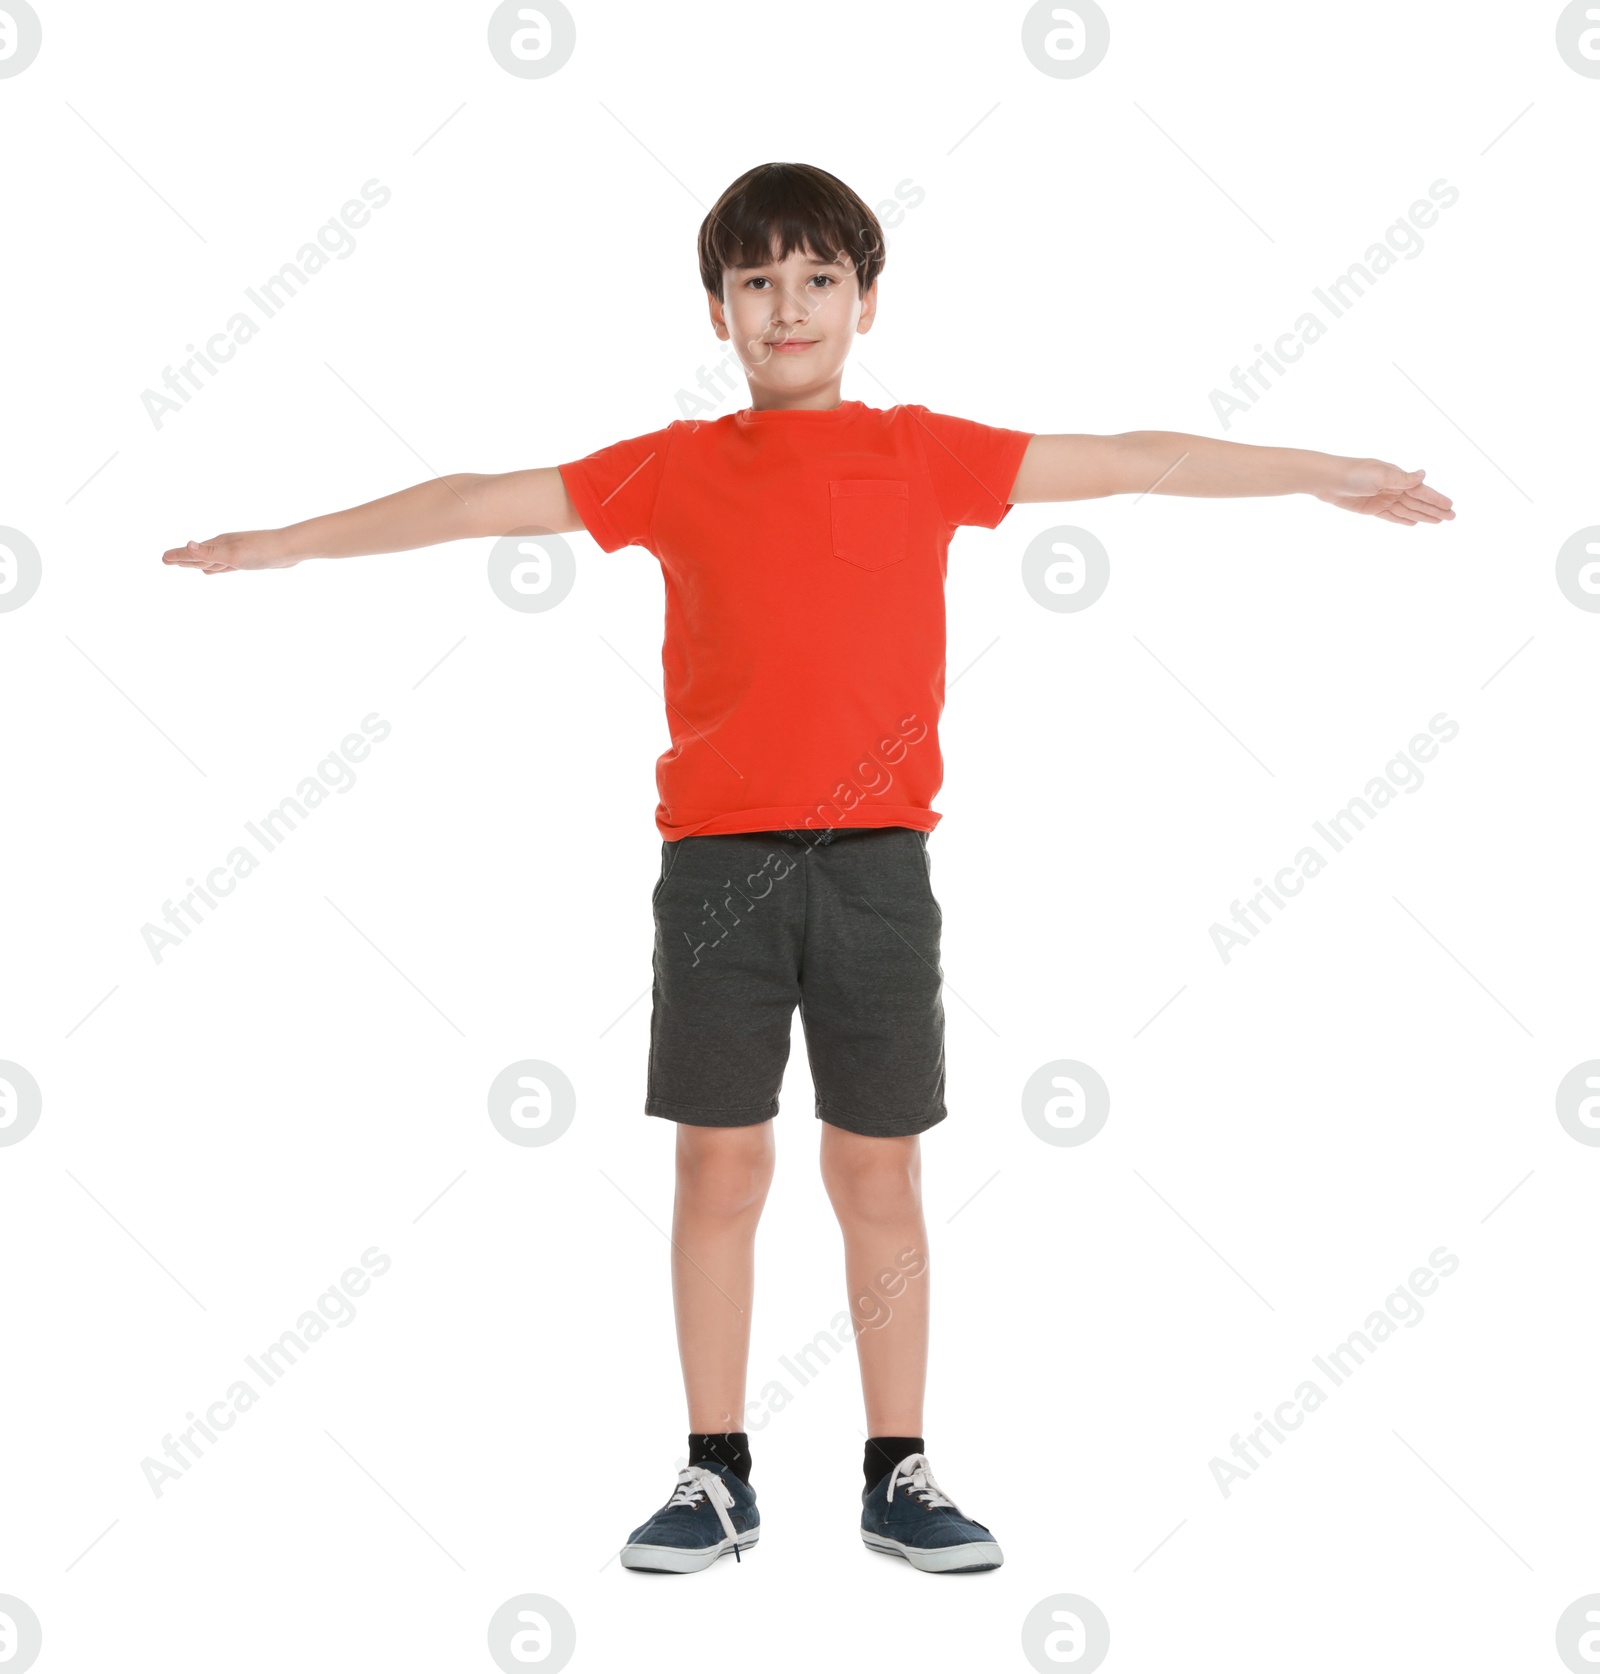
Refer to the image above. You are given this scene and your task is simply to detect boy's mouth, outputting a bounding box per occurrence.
[768,338,818,352]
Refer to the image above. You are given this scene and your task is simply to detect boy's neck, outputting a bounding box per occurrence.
[745,379,847,414]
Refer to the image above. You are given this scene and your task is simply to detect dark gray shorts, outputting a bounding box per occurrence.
[646,826,946,1138]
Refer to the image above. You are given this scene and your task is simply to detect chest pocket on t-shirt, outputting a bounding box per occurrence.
[829,479,909,570]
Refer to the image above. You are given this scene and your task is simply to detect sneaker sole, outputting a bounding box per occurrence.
[861,1531,1003,1573]
[619,1530,759,1574]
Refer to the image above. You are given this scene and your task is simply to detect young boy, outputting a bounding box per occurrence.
[163,161,1454,1576]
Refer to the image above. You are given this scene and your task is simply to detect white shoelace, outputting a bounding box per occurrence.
[885,1452,960,1510]
[667,1466,741,1547]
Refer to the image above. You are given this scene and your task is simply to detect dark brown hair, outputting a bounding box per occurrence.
[697,162,887,301]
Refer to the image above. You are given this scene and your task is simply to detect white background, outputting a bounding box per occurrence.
[3,1,1597,1670]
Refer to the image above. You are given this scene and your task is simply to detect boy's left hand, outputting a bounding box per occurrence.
[1314,459,1455,524]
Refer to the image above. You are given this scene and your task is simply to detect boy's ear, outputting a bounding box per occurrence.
[707,288,730,341]
[857,276,879,334]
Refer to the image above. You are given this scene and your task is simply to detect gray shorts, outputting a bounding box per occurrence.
[646,826,946,1138]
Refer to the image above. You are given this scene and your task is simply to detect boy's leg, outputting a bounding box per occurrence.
[798,826,943,1434]
[618,1117,771,1573]
[672,1118,777,1431]
[624,832,796,1572]
[798,829,1001,1570]
[647,828,803,1430]
[818,1125,928,1435]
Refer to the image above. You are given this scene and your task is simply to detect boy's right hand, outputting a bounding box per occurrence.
[161,532,299,573]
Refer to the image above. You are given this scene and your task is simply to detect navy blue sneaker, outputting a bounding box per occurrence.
[619,1463,759,1573]
[860,1452,1003,1572]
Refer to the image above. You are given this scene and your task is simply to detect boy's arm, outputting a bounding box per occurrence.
[1007,432,1454,526]
[161,467,587,572]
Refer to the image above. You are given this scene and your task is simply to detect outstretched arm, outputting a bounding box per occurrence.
[161,467,586,573]
[1008,432,1454,526]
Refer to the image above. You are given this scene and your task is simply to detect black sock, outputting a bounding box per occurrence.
[865,1435,925,1489]
[689,1431,752,1486]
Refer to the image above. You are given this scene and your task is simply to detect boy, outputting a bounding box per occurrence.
[163,161,1454,1576]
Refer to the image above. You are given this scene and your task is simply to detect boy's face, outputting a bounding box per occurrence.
[709,239,877,403]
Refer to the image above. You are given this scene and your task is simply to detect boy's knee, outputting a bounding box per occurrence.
[676,1125,774,1217]
[822,1149,922,1221]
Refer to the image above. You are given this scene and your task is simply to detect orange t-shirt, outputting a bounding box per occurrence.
[558,400,1034,841]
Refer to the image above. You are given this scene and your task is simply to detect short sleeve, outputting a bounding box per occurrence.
[557,424,675,553]
[906,405,1034,530]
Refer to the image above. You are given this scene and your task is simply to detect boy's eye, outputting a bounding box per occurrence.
[743,274,837,290]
